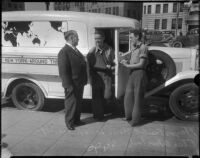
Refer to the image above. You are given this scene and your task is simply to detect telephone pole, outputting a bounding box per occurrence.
[45,2,50,10]
[175,2,180,37]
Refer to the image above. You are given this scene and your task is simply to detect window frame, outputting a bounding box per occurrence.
[173,3,177,13]
[162,19,167,29]
[163,4,168,13]
[154,19,160,29]
[144,6,146,14]
[155,4,161,14]
[148,5,151,14]
[171,18,176,29]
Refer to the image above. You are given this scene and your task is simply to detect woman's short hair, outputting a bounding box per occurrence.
[64,30,77,41]
[130,29,142,40]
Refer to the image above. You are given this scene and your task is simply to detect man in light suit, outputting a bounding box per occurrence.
[58,30,87,130]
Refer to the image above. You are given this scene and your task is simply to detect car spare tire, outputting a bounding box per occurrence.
[172,41,183,48]
[146,50,176,91]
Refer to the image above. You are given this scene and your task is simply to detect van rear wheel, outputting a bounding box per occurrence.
[169,83,199,121]
[11,82,44,111]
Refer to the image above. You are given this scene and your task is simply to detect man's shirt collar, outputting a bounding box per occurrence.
[131,41,142,51]
[66,42,76,51]
[95,47,103,54]
[135,41,142,48]
[95,43,109,54]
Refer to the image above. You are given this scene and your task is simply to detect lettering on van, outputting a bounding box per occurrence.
[2,57,57,65]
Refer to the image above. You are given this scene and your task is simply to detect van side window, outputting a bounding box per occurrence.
[119,28,130,52]
[68,21,88,51]
[2,21,68,48]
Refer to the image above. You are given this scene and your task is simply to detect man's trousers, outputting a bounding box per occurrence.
[64,85,84,125]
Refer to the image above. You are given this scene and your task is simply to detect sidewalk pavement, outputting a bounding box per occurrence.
[1,108,199,156]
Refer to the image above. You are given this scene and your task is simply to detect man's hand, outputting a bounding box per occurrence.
[106,65,111,69]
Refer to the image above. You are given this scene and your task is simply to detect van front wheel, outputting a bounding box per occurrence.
[169,83,199,121]
[11,82,44,111]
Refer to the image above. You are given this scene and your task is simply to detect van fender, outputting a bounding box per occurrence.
[4,74,48,98]
[145,70,199,98]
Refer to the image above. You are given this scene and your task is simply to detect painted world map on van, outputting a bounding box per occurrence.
[2,21,67,47]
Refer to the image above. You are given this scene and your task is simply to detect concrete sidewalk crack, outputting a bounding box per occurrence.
[123,125,134,156]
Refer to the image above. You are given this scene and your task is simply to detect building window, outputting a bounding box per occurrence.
[180,3,184,12]
[171,18,182,29]
[116,7,119,15]
[127,9,131,17]
[75,2,79,7]
[155,4,161,13]
[108,8,111,14]
[178,18,182,29]
[173,3,177,13]
[144,6,146,14]
[172,19,176,29]
[148,5,151,14]
[8,3,12,8]
[163,4,168,13]
[14,4,18,10]
[80,2,84,6]
[162,19,167,29]
[98,8,100,13]
[132,10,136,17]
[113,7,115,15]
[154,19,160,29]
[105,8,108,14]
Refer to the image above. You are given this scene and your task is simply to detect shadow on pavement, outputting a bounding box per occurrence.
[2,99,174,126]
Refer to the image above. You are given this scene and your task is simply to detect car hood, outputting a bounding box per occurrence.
[148,46,192,58]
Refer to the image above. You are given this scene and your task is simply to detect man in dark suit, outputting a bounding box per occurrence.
[58,30,87,130]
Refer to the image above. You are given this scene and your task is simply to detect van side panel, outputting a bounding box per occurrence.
[2,20,92,99]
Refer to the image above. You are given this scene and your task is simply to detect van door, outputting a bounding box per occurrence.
[115,28,130,99]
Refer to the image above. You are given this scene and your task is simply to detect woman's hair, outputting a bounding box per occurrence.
[130,29,142,40]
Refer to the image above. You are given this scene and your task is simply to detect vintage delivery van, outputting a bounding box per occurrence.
[1,11,199,121]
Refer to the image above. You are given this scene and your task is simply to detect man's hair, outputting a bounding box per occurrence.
[130,29,142,41]
[95,29,105,38]
[64,30,77,41]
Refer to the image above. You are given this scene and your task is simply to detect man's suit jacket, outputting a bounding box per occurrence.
[58,44,87,88]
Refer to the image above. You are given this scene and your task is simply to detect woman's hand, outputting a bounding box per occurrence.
[120,59,128,67]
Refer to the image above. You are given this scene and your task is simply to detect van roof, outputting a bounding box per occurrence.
[2,11,140,28]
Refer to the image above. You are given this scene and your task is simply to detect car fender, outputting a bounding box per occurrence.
[145,70,199,98]
[3,74,48,98]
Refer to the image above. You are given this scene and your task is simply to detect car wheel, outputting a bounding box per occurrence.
[11,82,45,111]
[172,41,183,48]
[169,83,199,121]
[146,50,176,91]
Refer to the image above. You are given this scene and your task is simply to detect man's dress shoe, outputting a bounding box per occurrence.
[66,123,75,130]
[74,120,85,126]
